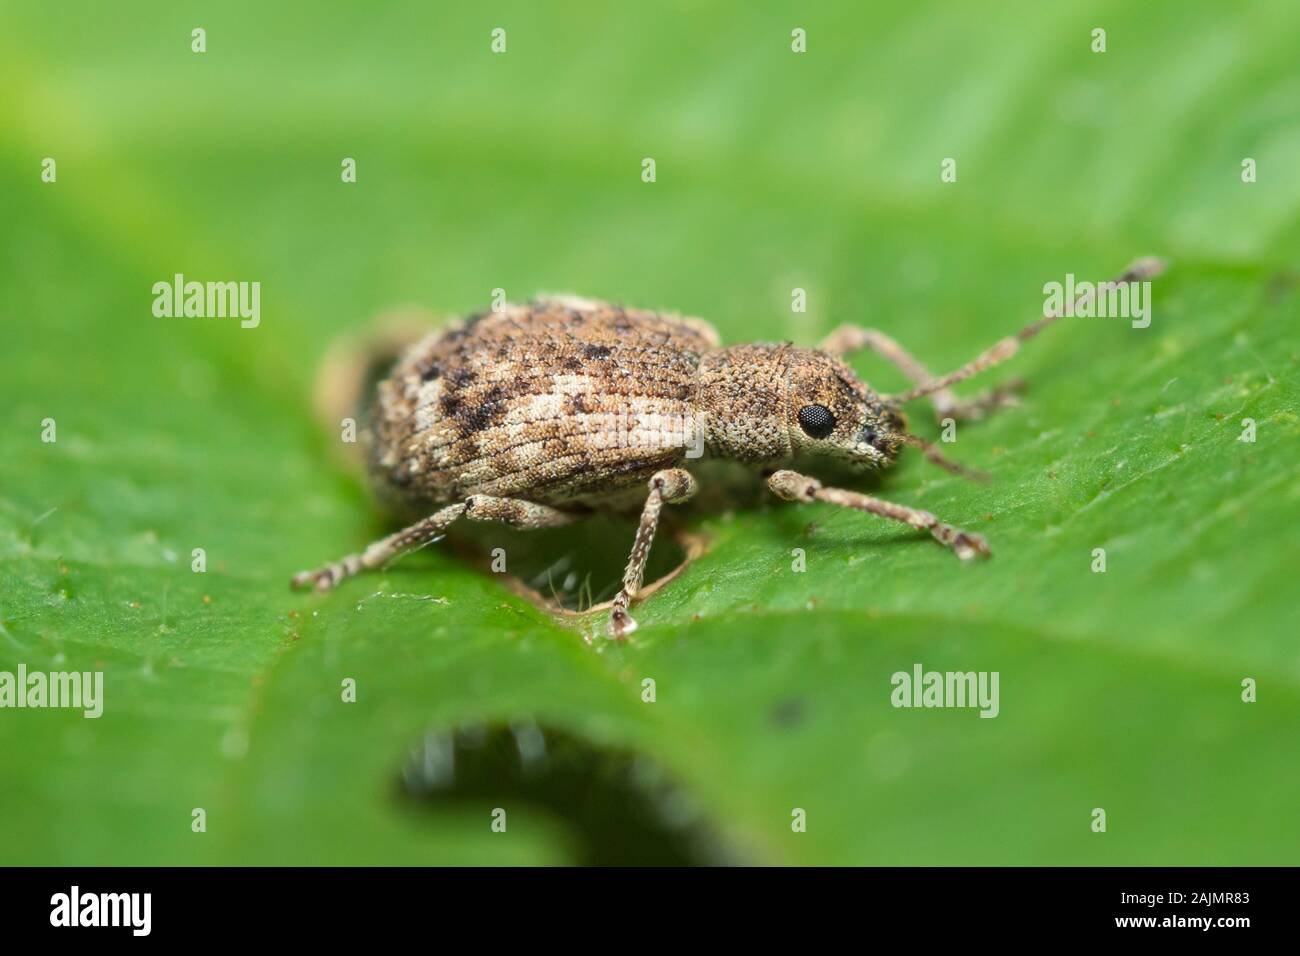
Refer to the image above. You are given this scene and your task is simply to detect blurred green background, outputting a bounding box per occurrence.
[1,1,1298,865]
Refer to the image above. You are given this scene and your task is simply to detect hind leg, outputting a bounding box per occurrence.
[291,496,578,591]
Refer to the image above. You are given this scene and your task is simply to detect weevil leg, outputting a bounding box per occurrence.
[766,470,990,560]
[888,257,1165,406]
[291,496,578,591]
[291,503,467,591]
[609,468,698,639]
[819,325,1021,422]
[462,495,583,530]
[934,382,1024,421]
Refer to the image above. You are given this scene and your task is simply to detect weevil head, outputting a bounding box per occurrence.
[697,344,907,470]
[784,347,908,470]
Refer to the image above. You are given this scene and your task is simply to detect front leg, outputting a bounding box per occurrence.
[767,470,989,560]
[609,468,698,639]
[819,324,1021,422]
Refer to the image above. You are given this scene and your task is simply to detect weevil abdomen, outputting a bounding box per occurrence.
[366,298,720,512]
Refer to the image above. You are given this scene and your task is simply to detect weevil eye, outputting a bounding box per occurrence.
[797,404,836,439]
[861,428,878,448]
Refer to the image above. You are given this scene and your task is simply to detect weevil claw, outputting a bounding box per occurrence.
[290,567,340,591]
[951,531,990,560]
[609,607,638,640]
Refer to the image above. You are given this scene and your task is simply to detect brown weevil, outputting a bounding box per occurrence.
[293,259,1164,638]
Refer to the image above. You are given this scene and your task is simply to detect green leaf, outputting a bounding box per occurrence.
[1,1,1297,865]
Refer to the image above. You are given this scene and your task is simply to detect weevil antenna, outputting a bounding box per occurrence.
[897,433,989,482]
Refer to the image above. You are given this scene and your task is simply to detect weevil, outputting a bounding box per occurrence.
[293,259,1163,637]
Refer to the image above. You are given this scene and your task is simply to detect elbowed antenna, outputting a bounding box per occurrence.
[888,258,1167,405]
[895,432,988,482]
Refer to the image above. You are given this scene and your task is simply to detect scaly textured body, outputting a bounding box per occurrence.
[294,260,1164,638]
[366,297,718,513]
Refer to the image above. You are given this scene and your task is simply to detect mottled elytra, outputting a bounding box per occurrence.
[294,261,1164,638]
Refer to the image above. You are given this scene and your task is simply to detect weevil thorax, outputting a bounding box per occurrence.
[696,344,906,470]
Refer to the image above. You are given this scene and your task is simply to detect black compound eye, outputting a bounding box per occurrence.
[797,404,836,439]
